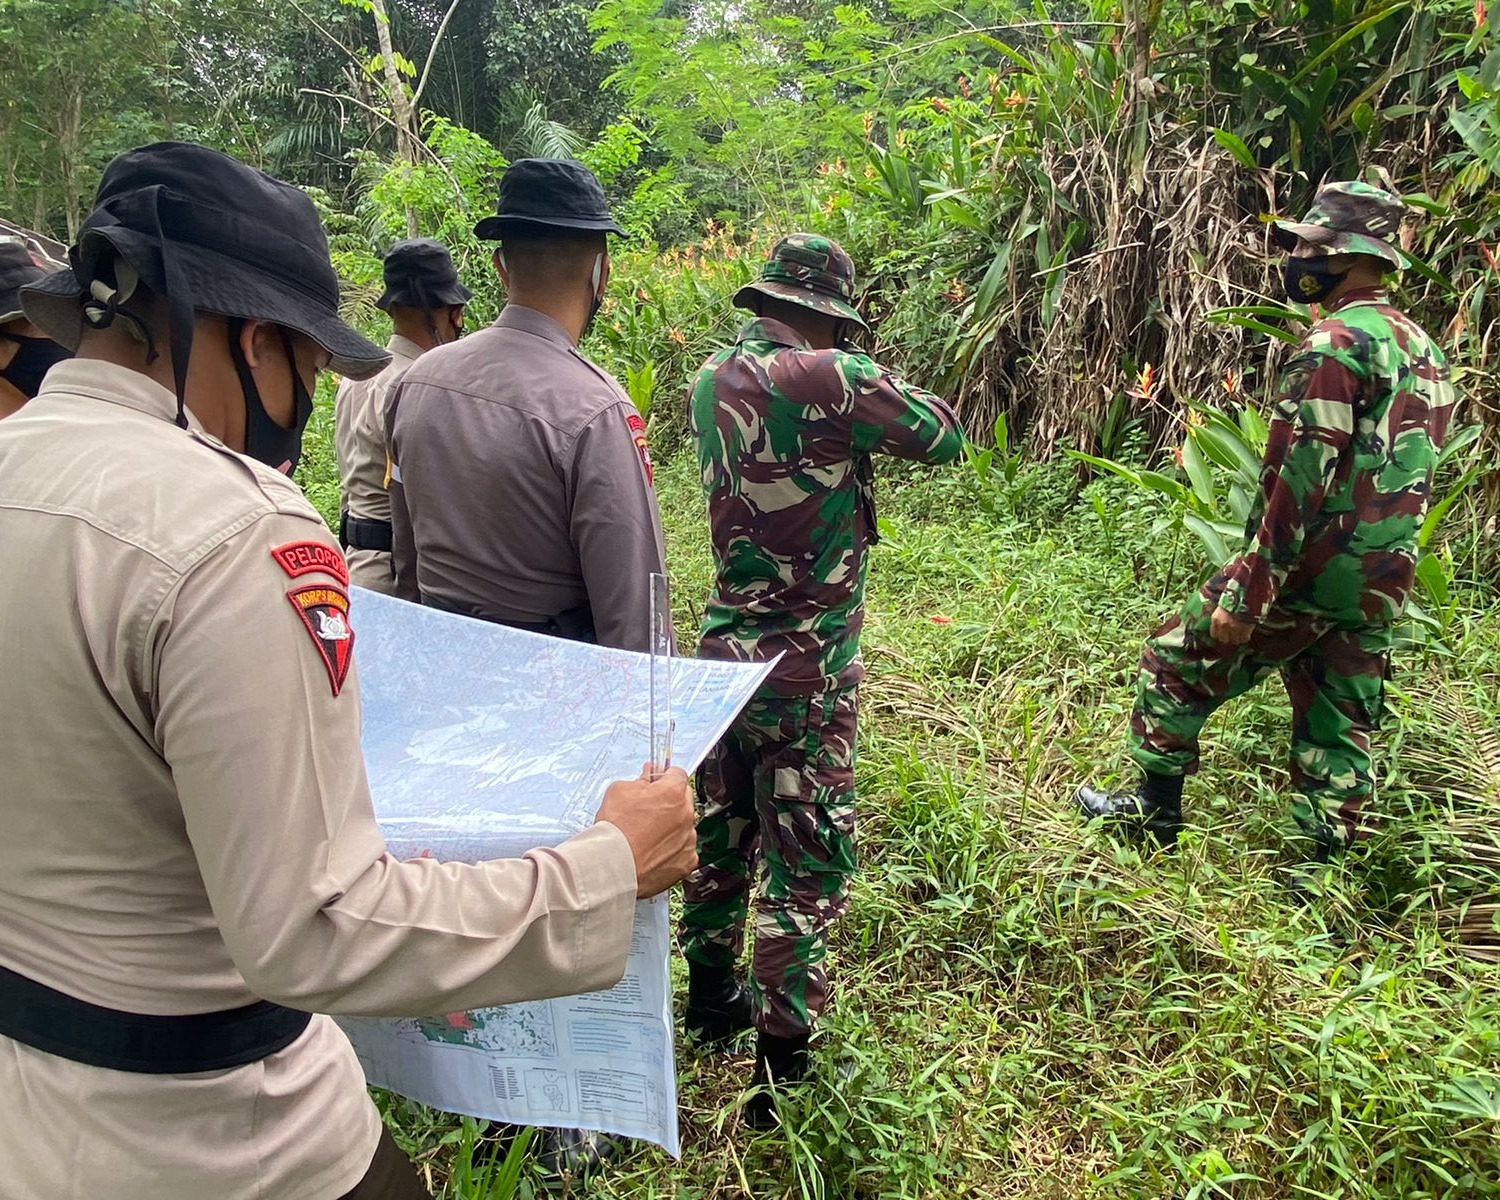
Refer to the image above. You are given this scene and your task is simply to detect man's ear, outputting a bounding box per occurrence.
[493,247,508,284]
[237,317,279,368]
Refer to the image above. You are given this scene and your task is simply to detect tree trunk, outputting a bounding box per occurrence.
[368,0,420,236]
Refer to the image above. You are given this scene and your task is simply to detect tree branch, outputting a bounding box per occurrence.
[297,87,466,202]
[412,0,468,110]
[285,0,361,63]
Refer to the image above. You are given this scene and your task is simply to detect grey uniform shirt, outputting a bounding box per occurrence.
[387,305,666,651]
[333,333,419,593]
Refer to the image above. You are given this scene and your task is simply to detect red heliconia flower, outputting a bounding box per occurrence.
[931,97,950,114]
[930,614,953,625]
[1128,362,1157,402]
[1481,241,1499,272]
[1477,0,1488,31]
[1223,370,1237,395]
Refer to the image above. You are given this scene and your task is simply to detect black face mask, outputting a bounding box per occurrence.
[1283,257,1348,305]
[0,333,72,398]
[226,320,314,475]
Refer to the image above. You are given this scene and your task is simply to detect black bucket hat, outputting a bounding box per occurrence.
[376,238,473,312]
[21,141,389,403]
[0,240,50,325]
[473,159,625,240]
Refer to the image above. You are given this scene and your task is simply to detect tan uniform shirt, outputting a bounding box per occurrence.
[334,334,420,593]
[387,306,666,651]
[0,360,638,1200]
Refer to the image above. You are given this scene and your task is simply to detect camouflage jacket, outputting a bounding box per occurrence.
[1218,288,1456,628]
[691,317,964,694]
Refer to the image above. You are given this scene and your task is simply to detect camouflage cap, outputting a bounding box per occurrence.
[733,233,869,328]
[1271,181,1406,267]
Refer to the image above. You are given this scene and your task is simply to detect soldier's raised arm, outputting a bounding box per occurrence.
[843,351,964,464]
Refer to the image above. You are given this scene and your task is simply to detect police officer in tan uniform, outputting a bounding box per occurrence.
[0,141,695,1200]
[335,238,469,594]
[0,239,70,417]
[387,159,665,652]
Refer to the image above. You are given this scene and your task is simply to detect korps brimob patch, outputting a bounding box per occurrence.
[287,584,354,696]
[627,412,654,486]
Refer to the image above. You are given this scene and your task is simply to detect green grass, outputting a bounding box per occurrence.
[320,418,1500,1198]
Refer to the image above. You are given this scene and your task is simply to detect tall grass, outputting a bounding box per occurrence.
[359,448,1500,1199]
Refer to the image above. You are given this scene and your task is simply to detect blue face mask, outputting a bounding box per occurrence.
[1283,257,1348,304]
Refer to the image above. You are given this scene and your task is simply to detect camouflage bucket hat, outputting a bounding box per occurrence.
[733,233,869,328]
[1271,181,1406,268]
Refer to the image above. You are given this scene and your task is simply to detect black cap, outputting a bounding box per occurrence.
[21,141,389,389]
[473,158,625,240]
[0,240,49,324]
[377,238,473,312]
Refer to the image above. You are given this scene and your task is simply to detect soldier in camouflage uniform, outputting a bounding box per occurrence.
[678,233,964,1127]
[1076,183,1457,883]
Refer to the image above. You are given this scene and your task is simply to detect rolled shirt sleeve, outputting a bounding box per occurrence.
[1217,353,1358,624]
[152,514,638,1017]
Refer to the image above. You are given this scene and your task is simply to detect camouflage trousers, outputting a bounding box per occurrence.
[677,686,858,1039]
[1130,575,1391,848]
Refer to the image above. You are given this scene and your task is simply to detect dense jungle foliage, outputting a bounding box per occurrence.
[4,1,1500,1196]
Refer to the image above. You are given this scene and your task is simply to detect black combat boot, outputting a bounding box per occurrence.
[684,960,754,1048]
[744,1030,811,1131]
[1284,822,1340,906]
[536,1127,624,1183]
[1074,772,1186,848]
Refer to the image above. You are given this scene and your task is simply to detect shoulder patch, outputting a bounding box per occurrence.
[287,584,355,696]
[627,411,655,487]
[272,540,351,587]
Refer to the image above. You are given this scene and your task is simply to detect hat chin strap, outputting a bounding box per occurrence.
[78,186,196,429]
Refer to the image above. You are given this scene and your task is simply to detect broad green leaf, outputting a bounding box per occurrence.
[1211,127,1257,169]
[1192,423,1264,483]
[1181,433,1215,508]
[1066,450,1144,488]
[1183,513,1229,565]
[1414,549,1450,605]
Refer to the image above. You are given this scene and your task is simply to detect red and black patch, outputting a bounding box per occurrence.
[627,412,654,487]
[287,584,355,697]
[271,540,350,587]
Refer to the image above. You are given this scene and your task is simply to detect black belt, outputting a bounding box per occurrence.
[420,591,597,644]
[0,962,312,1075]
[339,513,393,553]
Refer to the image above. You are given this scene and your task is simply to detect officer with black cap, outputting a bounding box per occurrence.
[0,142,697,1200]
[386,158,667,653]
[335,237,471,593]
[0,238,71,417]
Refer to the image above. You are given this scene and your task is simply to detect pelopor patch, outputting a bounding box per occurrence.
[271,539,350,587]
